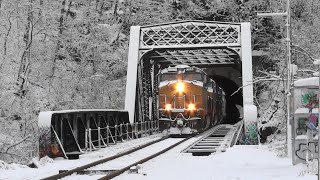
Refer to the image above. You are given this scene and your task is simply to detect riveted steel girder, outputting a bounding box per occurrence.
[125,21,257,144]
[149,48,240,68]
[140,20,241,49]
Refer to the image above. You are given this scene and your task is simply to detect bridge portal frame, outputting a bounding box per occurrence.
[124,21,258,144]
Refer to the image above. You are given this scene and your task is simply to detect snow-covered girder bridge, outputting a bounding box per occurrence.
[37,21,259,159]
[125,20,258,144]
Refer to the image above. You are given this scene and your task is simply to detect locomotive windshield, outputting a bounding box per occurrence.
[160,73,177,82]
[160,72,202,82]
[183,73,202,81]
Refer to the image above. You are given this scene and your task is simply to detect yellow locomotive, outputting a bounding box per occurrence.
[157,65,226,135]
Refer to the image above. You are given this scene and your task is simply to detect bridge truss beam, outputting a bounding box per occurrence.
[125,21,258,144]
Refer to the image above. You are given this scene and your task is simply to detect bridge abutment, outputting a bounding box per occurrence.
[240,22,258,144]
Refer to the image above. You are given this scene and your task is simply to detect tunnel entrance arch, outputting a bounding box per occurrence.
[124,20,258,144]
[209,75,243,124]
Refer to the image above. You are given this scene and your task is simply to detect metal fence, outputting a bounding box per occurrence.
[39,110,160,159]
[85,120,159,151]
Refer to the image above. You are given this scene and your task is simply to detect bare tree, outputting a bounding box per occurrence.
[2,9,14,56]
[16,0,34,98]
[49,0,72,91]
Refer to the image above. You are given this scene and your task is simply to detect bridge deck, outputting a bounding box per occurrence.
[182,121,243,155]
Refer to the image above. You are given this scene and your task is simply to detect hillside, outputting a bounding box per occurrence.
[0,0,320,164]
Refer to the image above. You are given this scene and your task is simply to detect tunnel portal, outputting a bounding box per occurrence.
[210,75,243,124]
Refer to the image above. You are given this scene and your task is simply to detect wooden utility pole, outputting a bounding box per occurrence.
[257,0,292,157]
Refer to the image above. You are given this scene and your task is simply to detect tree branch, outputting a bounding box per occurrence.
[257,70,281,79]
[292,44,318,61]
[231,78,283,97]
[3,9,16,55]
[0,151,30,162]
[28,80,45,89]
[5,135,31,153]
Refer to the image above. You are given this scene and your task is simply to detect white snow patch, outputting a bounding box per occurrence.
[38,109,127,127]
[299,160,318,176]
[294,108,318,114]
[295,108,311,114]
[294,77,319,87]
[243,104,257,122]
[313,60,320,65]
[174,65,190,68]
[38,111,53,127]
[39,156,54,166]
[313,72,319,77]
[296,135,308,140]
[0,161,28,170]
[167,127,194,134]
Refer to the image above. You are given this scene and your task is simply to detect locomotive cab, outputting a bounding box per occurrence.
[157,65,223,135]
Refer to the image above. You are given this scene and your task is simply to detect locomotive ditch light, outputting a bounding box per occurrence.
[165,104,172,111]
[188,103,196,111]
[176,82,185,93]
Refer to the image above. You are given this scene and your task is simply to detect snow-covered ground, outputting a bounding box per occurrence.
[0,134,317,180]
[117,145,316,180]
[0,135,164,180]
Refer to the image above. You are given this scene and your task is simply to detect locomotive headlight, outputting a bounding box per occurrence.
[188,103,196,111]
[165,104,172,111]
[176,82,185,93]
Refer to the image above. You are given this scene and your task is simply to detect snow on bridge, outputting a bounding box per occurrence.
[124,20,258,144]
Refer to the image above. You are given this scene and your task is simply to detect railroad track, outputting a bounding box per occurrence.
[41,136,191,180]
[182,121,243,156]
[41,123,241,180]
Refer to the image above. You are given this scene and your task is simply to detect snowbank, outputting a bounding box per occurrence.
[294,77,319,87]
[38,111,53,128]
[0,161,28,170]
[243,104,257,122]
[295,108,311,114]
[116,145,315,180]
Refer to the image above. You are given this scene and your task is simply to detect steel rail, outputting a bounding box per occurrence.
[181,124,241,154]
[231,121,244,146]
[181,125,223,153]
[98,136,193,180]
[41,136,169,180]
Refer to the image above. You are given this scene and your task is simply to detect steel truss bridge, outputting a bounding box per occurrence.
[38,21,259,160]
[125,20,258,144]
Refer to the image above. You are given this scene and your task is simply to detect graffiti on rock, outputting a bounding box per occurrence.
[302,92,318,109]
[295,142,319,161]
[241,123,258,145]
